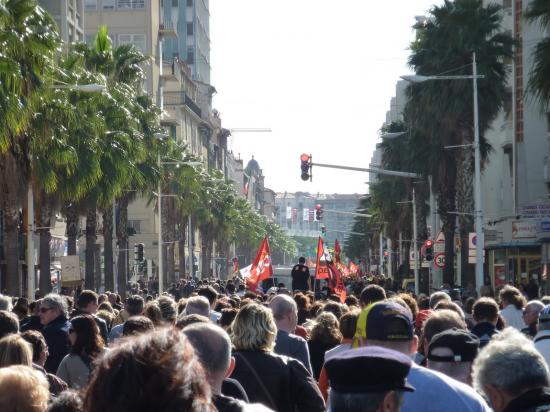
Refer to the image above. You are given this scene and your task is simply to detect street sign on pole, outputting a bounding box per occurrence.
[434,253,445,269]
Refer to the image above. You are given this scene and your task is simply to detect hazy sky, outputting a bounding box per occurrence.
[210,0,443,194]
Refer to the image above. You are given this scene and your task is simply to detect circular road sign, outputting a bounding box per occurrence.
[434,253,445,269]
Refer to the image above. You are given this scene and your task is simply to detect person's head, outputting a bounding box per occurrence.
[426,328,480,385]
[429,291,451,309]
[326,346,414,412]
[538,306,550,331]
[47,390,83,412]
[183,323,233,393]
[69,315,104,358]
[197,286,218,309]
[84,328,214,412]
[156,296,177,324]
[143,301,163,326]
[345,295,359,308]
[231,303,277,352]
[182,296,211,318]
[13,297,29,316]
[77,290,99,315]
[219,308,238,331]
[108,294,118,307]
[40,294,67,325]
[339,310,360,340]
[0,310,19,339]
[397,294,419,321]
[473,328,550,412]
[0,334,33,367]
[20,330,49,367]
[0,365,49,412]
[0,294,13,311]
[357,301,417,356]
[464,297,476,315]
[499,285,526,310]
[97,302,114,314]
[311,312,343,346]
[122,316,154,337]
[472,297,499,325]
[298,257,306,264]
[360,285,386,307]
[269,294,298,333]
[422,309,467,356]
[523,300,545,327]
[122,295,143,317]
[322,301,347,320]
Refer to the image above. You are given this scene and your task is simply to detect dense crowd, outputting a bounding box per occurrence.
[0,271,549,412]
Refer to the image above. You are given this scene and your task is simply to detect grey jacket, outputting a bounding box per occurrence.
[273,330,312,375]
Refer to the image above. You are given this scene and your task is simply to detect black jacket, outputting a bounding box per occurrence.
[20,315,43,332]
[503,388,550,412]
[42,315,71,373]
[230,350,324,412]
[471,322,499,348]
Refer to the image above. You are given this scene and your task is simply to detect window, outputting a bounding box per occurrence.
[118,33,146,53]
[187,22,193,36]
[117,0,144,8]
[85,0,97,9]
[103,0,115,9]
[186,47,194,64]
[127,220,142,234]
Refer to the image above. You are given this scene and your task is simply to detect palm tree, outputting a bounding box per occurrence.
[526,0,550,108]
[405,0,513,285]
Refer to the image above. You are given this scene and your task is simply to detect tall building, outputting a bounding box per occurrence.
[40,0,85,43]
[162,0,211,84]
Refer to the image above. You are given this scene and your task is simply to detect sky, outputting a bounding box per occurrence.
[210,0,443,195]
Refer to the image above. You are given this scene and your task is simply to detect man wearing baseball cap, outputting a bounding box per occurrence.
[325,346,414,412]
[534,305,550,366]
[355,301,491,412]
[426,328,480,385]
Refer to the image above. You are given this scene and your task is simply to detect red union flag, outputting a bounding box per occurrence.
[349,261,359,275]
[315,237,346,303]
[245,236,273,290]
[315,237,331,280]
[334,239,341,264]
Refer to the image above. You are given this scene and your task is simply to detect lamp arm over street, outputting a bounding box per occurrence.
[310,161,420,179]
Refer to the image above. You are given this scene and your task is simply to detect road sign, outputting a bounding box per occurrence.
[434,231,445,254]
[434,253,445,268]
[61,255,81,284]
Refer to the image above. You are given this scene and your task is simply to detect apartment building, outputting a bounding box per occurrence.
[40,0,85,43]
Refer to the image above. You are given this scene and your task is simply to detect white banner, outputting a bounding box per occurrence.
[303,208,309,221]
[286,206,292,219]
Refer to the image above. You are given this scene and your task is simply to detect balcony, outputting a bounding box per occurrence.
[161,106,178,125]
[161,60,178,82]
[185,94,202,118]
[159,21,177,38]
[164,91,185,106]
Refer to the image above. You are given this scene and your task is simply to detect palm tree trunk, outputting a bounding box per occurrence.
[161,197,170,288]
[66,203,79,256]
[166,200,176,286]
[178,218,187,279]
[3,206,21,296]
[103,205,114,292]
[94,243,101,292]
[456,148,475,286]
[116,197,129,298]
[38,199,52,296]
[85,207,97,290]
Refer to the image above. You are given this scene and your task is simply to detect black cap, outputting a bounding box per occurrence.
[325,346,415,394]
[427,328,480,363]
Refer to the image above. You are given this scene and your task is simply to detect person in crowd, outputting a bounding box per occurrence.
[322,301,347,321]
[220,308,239,332]
[0,310,19,339]
[414,309,433,338]
[72,290,108,344]
[182,295,211,319]
[108,293,123,312]
[421,309,467,361]
[468,297,499,348]
[0,365,50,412]
[295,293,311,325]
[429,291,451,309]
[464,297,476,329]
[355,301,491,412]
[291,257,311,292]
[269,294,312,374]
[308,311,342,380]
[176,314,211,329]
[197,286,222,323]
[398,293,419,322]
[230,302,324,411]
[109,295,145,342]
[426,328,480,385]
[473,327,550,412]
[40,293,71,373]
[499,285,527,330]
[0,294,12,311]
[434,301,466,320]
[522,300,545,338]
[122,316,154,337]
[56,314,105,388]
[12,297,29,321]
[0,333,33,367]
[84,328,215,412]
[143,301,163,326]
[47,390,83,412]
[318,310,360,400]
[325,346,415,412]
[534,306,550,366]
[20,299,43,332]
[156,295,178,325]
[360,285,386,308]
[20,330,68,395]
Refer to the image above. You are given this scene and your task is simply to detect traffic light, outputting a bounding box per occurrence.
[300,153,311,181]
[425,240,433,261]
[137,243,145,262]
[321,225,326,236]
[383,250,389,264]
[315,204,323,220]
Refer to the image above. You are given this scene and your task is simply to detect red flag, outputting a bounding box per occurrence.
[245,236,273,290]
[315,237,346,303]
[349,261,358,275]
[334,240,341,264]
[307,256,313,267]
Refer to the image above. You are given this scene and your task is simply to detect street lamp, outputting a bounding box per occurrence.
[380,132,407,140]
[51,83,107,93]
[401,52,485,295]
[397,187,419,295]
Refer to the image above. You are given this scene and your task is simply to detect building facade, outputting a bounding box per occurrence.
[40,0,85,44]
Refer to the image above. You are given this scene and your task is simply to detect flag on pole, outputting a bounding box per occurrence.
[315,237,347,303]
[334,239,341,264]
[307,256,313,268]
[349,261,359,275]
[244,236,273,290]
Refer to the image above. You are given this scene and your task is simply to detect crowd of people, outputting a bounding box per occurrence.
[0,270,550,411]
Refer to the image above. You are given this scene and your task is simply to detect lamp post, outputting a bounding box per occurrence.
[401,52,485,294]
[397,187,419,295]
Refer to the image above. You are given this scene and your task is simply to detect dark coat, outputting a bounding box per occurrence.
[20,315,43,332]
[503,388,550,412]
[308,340,337,381]
[230,349,324,412]
[42,315,71,373]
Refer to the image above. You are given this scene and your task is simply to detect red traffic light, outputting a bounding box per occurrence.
[425,240,433,247]
[300,153,310,162]
[315,204,322,210]
[383,251,389,257]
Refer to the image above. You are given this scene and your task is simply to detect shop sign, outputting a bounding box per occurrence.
[521,203,550,219]
[512,220,538,239]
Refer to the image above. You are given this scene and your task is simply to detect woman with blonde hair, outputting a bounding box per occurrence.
[0,365,49,412]
[230,302,324,412]
[0,333,33,367]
